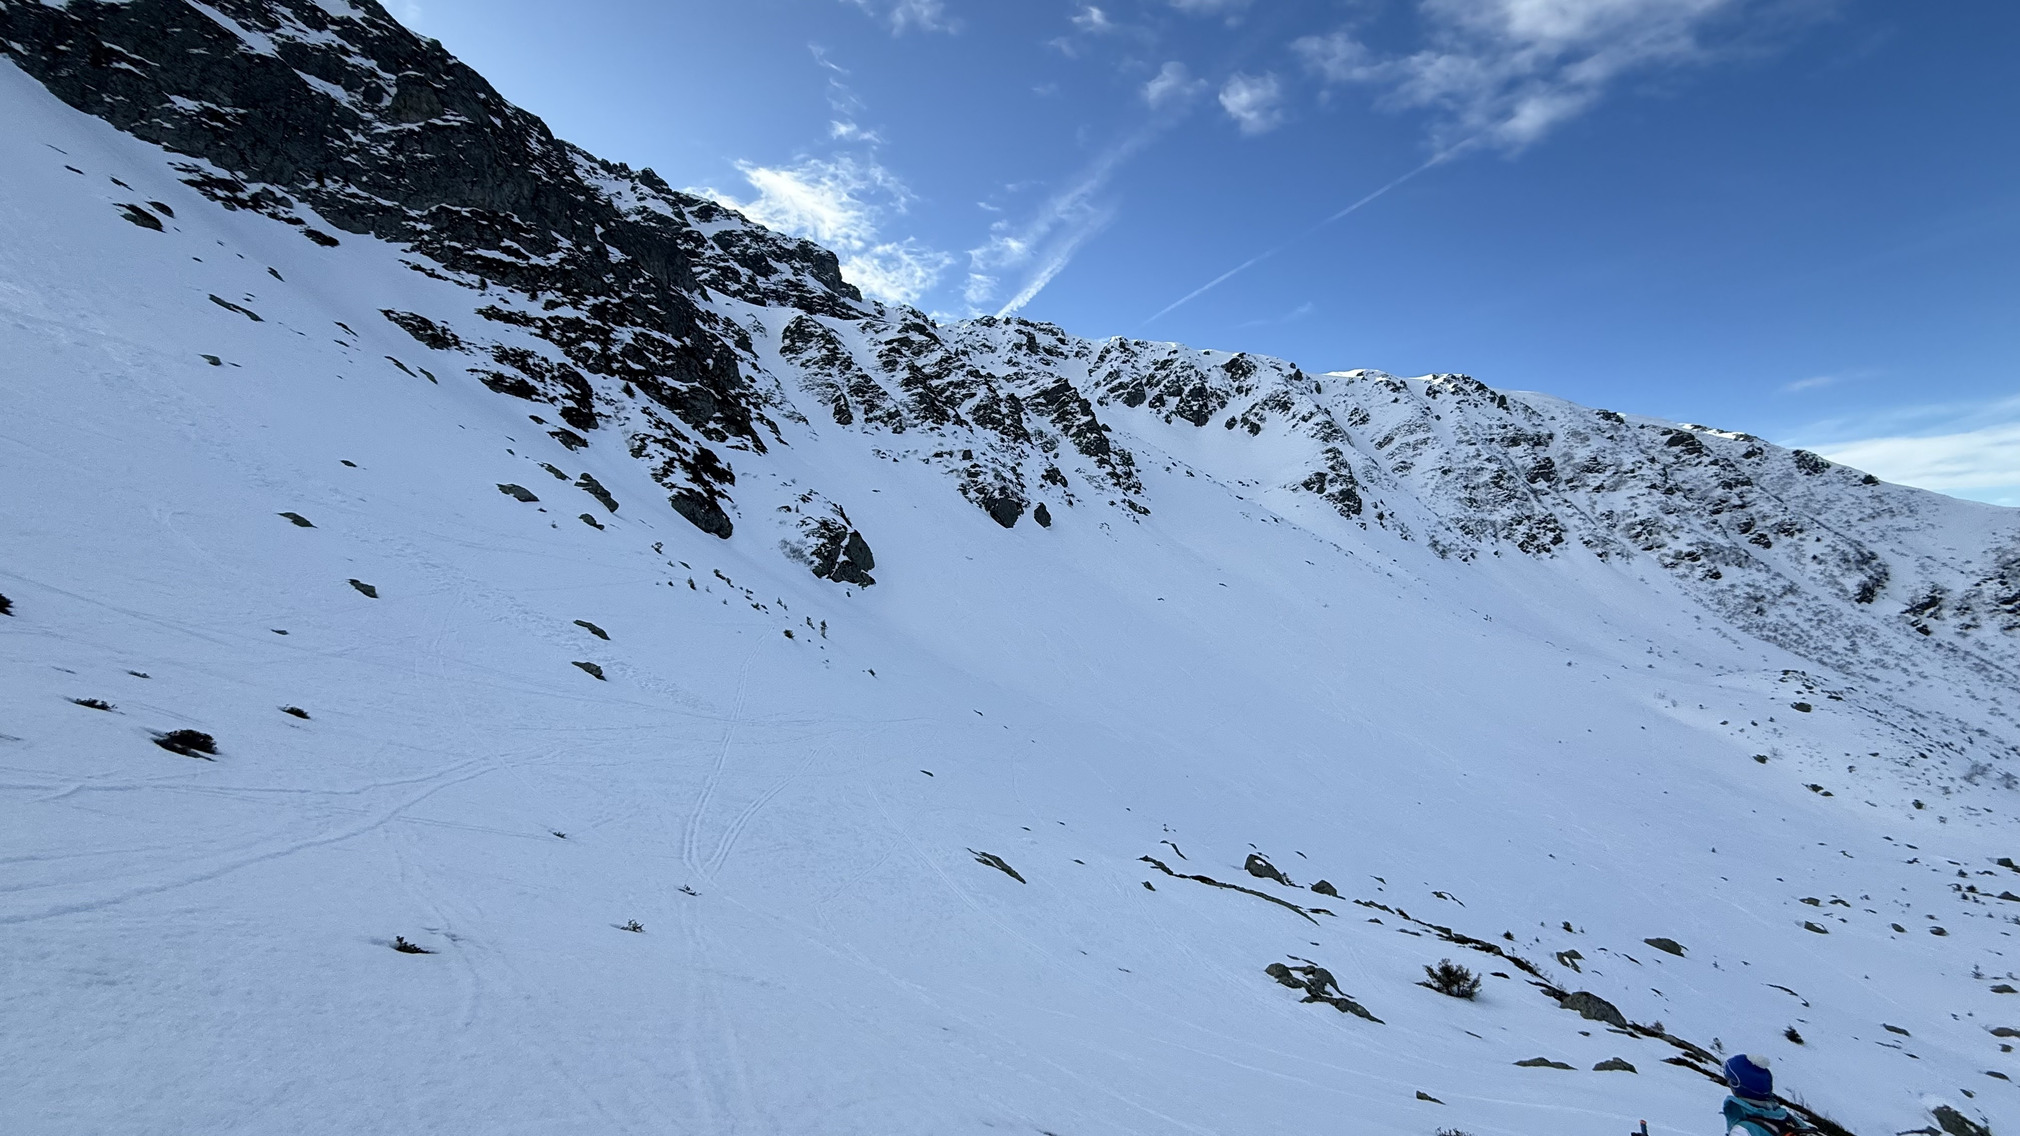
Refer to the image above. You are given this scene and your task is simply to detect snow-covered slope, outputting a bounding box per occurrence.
[2,4,2016,1135]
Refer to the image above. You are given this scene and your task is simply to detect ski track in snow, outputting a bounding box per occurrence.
[0,757,501,926]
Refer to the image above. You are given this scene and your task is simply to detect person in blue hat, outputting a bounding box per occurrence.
[1722,1054,1808,1135]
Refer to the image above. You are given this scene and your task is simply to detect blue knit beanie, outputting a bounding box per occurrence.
[1724,1053,1773,1100]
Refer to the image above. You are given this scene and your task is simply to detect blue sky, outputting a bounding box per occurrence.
[392,1,2019,505]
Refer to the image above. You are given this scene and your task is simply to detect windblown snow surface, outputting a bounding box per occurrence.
[2,21,2018,1136]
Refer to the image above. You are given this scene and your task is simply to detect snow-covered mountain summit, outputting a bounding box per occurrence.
[6,0,2014,688]
[2,4,2016,1135]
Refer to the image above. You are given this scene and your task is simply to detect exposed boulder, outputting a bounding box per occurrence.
[1557,990,1628,1030]
[1244,854,1293,887]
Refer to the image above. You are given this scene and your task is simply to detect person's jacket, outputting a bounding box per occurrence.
[1724,1093,1802,1136]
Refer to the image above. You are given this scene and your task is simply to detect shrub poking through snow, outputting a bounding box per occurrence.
[1785,1026,1805,1044]
[0,593,12,616]
[391,936,433,954]
[71,698,114,711]
[153,729,217,759]
[621,920,644,933]
[281,706,310,719]
[1421,959,1482,999]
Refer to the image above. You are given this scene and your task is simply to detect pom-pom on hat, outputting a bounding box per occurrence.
[1723,1053,1774,1101]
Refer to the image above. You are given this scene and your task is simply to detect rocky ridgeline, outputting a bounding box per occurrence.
[0,0,858,538]
[4,0,2016,692]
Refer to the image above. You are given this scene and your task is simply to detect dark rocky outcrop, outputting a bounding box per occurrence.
[574,473,618,513]
[153,728,217,758]
[1557,990,1628,1030]
[1142,855,1318,926]
[1244,853,1293,887]
[969,850,1025,884]
[1932,1105,1990,1136]
[669,489,733,539]
[1264,961,1382,1022]
[819,530,877,588]
[784,495,876,587]
[118,202,164,230]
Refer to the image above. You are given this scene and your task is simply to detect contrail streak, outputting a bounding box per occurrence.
[1140,144,1469,329]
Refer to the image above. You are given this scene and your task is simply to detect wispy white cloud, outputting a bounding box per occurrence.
[1781,374,1841,394]
[809,43,869,124]
[1143,61,1208,110]
[1142,148,1457,325]
[1293,29,1383,84]
[1053,4,1154,57]
[829,120,884,144]
[1219,72,1285,135]
[1071,5,1118,34]
[1237,301,1315,328]
[1145,1,1806,324]
[966,132,1158,316]
[700,155,952,306]
[808,43,847,74]
[1791,394,2020,506]
[1169,0,1254,18]
[1294,0,1763,150]
[1816,424,2020,506]
[844,0,956,35]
